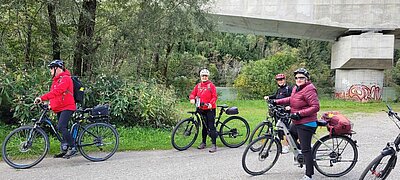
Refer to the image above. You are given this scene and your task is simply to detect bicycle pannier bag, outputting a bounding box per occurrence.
[91,104,110,116]
[321,111,352,135]
[225,107,239,115]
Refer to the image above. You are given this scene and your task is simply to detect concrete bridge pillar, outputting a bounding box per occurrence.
[331,32,394,102]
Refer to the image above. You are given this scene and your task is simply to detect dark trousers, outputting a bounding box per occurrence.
[199,109,217,144]
[290,124,317,177]
[57,110,75,147]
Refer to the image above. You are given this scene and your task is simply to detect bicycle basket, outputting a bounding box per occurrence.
[225,107,239,115]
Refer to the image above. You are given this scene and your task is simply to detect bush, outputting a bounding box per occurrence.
[234,51,297,99]
[83,75,179,128]
[1,67,179,128]
[0,65,50,125]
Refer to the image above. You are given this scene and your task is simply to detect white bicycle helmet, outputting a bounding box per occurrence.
[200,69,210,76]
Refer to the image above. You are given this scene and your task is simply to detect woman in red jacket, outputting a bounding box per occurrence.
[189,69,218,153]
[274,68,320,180]
[34,60,77,158]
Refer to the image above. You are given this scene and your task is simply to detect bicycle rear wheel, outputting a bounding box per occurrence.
[312,135,358,177]
[359,153,397,180]
[2,126,49,169]
[171,118,199,151]
[242,135,281,176]
[78,122,119,162]
[219,116,250,148]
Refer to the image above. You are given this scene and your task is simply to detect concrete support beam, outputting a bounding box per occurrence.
[331,33,394,69]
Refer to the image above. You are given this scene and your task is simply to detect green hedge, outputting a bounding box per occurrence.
[0,66,178,128]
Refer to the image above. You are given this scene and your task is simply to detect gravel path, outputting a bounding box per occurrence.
[0,112,399,180]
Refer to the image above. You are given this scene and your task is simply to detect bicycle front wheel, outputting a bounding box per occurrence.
[248,121,270,152]
[249,121,270,143]
[242,135,281,176]
[359,153,397,180]
[313,135,358,177]
[78,123,119,162]
[2,126,49,169]
[219,116,250,148]
[171,118,199,151]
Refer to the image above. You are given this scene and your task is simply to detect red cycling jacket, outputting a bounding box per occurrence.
[189,80,217,110]
[40,69,76,113]
[276,81,320,125]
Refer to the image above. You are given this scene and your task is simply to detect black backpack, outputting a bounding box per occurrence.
[71,76,84,104]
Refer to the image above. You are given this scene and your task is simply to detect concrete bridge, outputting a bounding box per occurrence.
[208,0,400,101]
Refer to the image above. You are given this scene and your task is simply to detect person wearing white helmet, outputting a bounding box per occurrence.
[189,68,218,153]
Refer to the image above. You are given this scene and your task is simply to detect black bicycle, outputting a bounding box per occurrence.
[171,103,250,151]
[242,103,358,177]
[1,103,119,169]
[359,104,400,180]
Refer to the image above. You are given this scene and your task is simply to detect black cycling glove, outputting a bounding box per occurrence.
[289,112,301,120]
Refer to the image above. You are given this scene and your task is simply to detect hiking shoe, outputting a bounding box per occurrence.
[281,146,290,154]
[209,144,217,153]
[197,143,206,149]
[53,151,67,158]
[300,175,312,180]
[63,147,77,159]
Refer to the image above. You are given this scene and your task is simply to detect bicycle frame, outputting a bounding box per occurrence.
[268,105,352,165]
[29,104,95,147]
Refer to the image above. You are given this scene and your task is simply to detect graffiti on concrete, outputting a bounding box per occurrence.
[335,84,381,102]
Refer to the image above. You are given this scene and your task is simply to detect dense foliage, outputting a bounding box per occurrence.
[0,0,398,127]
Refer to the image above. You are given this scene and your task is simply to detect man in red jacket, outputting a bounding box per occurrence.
[34,60,77,158]
[189,69,218,153]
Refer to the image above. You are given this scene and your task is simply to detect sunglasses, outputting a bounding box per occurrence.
[275,78,284,81]
[201,75,208,77]
[295,76,307,80]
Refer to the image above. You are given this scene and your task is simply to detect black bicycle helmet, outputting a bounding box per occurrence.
[294,68,310,79]
[48,59,64,69]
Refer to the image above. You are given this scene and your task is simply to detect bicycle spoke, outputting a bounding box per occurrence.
[313,135,358,177]
[2,126,48,169]
[78,123,119,162]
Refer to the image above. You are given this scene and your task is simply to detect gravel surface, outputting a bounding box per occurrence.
[1,112,399,180]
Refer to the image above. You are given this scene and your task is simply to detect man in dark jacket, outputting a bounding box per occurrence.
[34,60,77,158]
[264,73,292,154]
[264,74,292,101]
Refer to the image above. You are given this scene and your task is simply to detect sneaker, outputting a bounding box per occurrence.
[281,146,290,154]
[209,144,217,153]
[63,147,77,159]
[53,151,67,158]
[197,143,206,149]
[300,175,312,180]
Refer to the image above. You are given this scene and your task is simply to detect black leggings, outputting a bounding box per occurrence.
[199,109,217,145]
[57,110,75,148]
[289,124,317,177]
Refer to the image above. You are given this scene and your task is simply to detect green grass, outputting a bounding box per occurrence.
[0,99,399,159]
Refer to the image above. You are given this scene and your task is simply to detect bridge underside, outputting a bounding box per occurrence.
[208,14,347,41]
[209,13,400,49]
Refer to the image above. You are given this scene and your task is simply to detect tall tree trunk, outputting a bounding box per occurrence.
[73,0,97,76]
[24,22,32,66]
[47,0,60,60]
[163,43,174,86]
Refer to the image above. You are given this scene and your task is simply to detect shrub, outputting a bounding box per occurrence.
[1,67,178,128]
[234,51,297,99]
